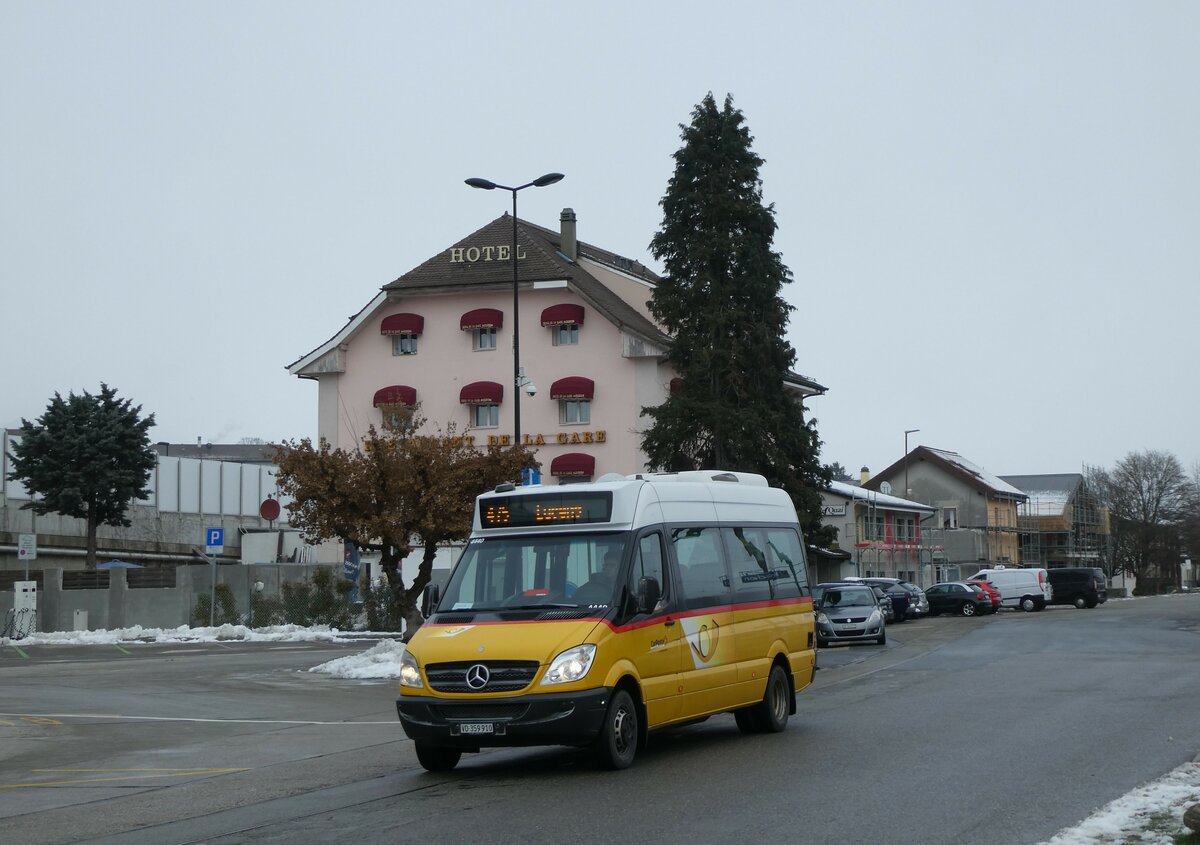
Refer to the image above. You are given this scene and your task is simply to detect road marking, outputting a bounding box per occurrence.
[112,644,131,655]
[7,645,29,659]
[1,767,249,789]
[0,712,395,726]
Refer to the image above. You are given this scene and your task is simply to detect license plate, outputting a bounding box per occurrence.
[458,722,494,735]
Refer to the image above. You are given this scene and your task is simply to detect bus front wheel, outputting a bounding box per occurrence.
[594,688,639,770]
[415,742,462,772]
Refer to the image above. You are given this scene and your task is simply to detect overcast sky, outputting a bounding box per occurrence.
[3,2,1197,480]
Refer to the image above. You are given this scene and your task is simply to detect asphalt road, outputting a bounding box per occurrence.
[3,596,1199,845]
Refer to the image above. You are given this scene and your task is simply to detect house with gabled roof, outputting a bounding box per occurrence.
[818,481,941,585]
[861,446,1027,578]
[287,208,826,489]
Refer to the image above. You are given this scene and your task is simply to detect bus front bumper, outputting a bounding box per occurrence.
[396,687,613,749]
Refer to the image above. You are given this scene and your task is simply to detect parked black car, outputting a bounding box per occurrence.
[925,581,991,617]
[1047,567,1108,609]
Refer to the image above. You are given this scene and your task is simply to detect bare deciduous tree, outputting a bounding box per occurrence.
[1092,450,1190,589]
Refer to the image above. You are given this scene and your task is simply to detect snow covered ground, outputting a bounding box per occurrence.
[5,622,1199,843]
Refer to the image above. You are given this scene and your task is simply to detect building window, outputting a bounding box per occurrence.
[943,507,958,530]
[560,399,591,424]
[392,333,418,356]
[895,515,915,543]
[471,404,499,428]
[558,475,592,485]
[380,404,412,432]
[474,327,497,351]
[553,324,580,346]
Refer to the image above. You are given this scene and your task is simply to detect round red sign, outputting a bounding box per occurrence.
[259,498,281,521]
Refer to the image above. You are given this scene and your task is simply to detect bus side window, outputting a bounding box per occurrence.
[672,527,730,609]
[632,532,668,609]
[765,527,810,597]
[723,527,772,601]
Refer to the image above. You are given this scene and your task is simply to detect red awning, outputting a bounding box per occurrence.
[380,313,424,335]
[550,453,595,477]
[550,376,594,400]
[459,381,503,404]
[373,385,417,407]
[540,303,585,327]
[460,308,504,331]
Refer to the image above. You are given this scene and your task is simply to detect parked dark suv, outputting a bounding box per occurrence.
[1047,567,1107,609]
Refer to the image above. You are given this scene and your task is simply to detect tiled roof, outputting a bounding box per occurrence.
[866,446,1028,500]
[382,214,670,347]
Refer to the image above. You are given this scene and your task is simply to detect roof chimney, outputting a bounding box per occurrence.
[860,466,871,485]
[560,208,577,261]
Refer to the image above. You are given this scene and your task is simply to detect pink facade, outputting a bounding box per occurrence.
[289,211,675,481]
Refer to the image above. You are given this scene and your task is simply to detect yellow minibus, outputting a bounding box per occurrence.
[396,470,816,771]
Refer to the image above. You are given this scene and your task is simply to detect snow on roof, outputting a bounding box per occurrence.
[1019,489,1071,516]
[827,480,936,513]
[927,448,1027,498]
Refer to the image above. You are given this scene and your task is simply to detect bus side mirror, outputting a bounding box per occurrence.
[637,576,661,614]
[421,583,441,617]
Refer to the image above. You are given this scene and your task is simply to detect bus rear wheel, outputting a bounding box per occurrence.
[736,663,791,734]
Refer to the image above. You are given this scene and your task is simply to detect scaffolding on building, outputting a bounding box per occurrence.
[1014,469,1111,571]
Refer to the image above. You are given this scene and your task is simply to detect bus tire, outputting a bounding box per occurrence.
[594,688,638,770]
[739,663,791,735]
[415,742,462,772]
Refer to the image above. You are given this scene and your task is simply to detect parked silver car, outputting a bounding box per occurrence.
[813,582,887,647]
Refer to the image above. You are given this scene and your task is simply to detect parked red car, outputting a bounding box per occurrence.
[967,579,1003,613]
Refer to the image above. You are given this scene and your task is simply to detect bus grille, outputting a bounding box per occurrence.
[426,660,540,693]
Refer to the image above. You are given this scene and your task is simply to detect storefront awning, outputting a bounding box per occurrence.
[459,381,503,404]
[380,313,424,335]
[550,453,595,477]
[550,376,594,400]
[373,385,417,407]
[460,308,503,330]
[540,303,585,327]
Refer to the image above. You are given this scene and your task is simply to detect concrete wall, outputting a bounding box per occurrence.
[0,564,339,633]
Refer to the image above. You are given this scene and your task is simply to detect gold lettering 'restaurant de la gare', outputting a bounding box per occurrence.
[449,244,528,263]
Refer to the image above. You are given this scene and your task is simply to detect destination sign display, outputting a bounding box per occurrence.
[479,491,614,528]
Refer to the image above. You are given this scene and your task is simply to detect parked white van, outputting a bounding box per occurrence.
[971,567,1052,612]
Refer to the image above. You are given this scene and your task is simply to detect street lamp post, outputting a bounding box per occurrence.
[904,429,920,498]
[465,172,564,447]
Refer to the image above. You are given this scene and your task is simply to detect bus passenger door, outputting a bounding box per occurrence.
[671,526,739,714]
[625,530,683,727]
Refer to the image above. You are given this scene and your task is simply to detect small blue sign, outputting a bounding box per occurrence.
[520,465,541,486]
[206,528,224,547]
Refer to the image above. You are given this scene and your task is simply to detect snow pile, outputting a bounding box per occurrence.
[308,638,407,679]
[8,623,365,645]
[1042,759,1200,845]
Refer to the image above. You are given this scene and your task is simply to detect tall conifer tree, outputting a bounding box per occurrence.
[642,93,830,534]
[7,384,157,568]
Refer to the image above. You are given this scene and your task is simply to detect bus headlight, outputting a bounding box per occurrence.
[399,650,424,689]
[541,644,596,686]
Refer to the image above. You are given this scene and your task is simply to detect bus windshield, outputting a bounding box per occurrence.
[440,533,628,611]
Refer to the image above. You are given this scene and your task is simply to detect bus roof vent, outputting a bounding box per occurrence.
[494,482,516,493]
[709,472,739,482]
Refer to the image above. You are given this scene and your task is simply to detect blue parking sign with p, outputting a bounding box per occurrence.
[206,528,224,548]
